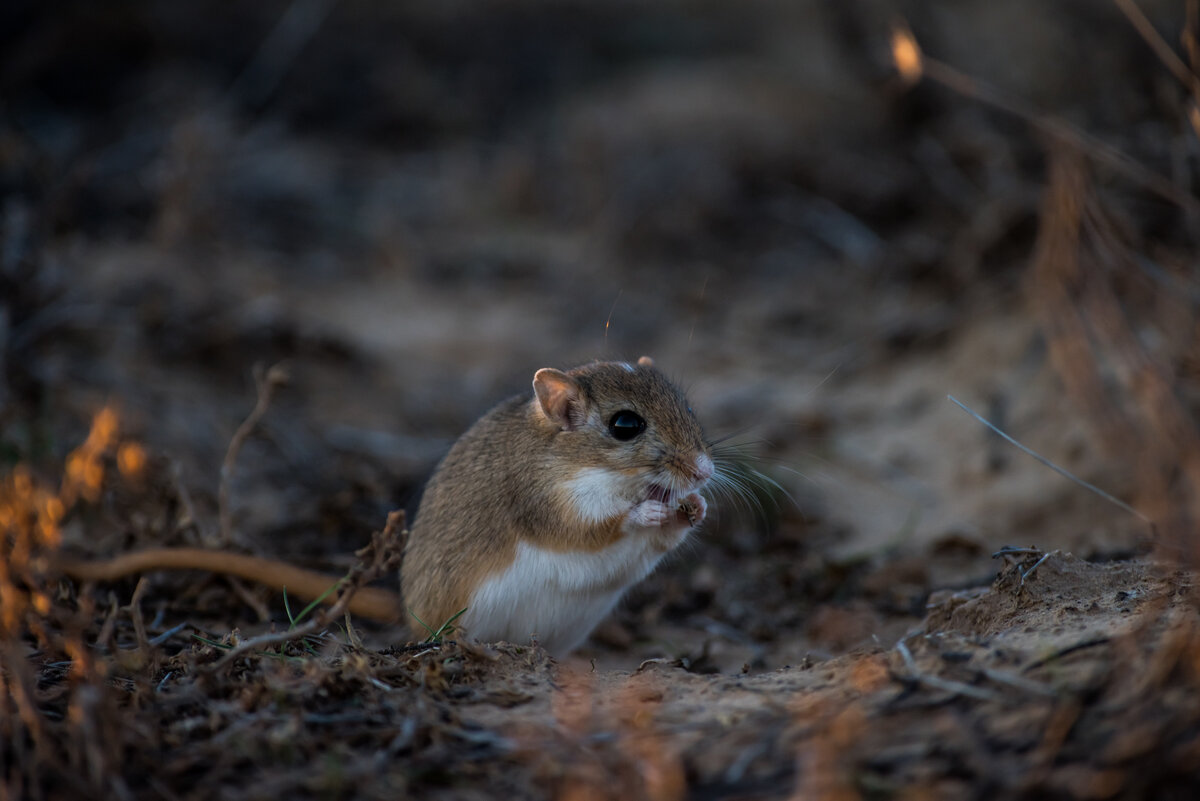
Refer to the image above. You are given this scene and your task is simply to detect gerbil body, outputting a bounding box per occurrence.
[402,357,713,655]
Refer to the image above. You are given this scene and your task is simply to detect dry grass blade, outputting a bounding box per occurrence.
[1110,0,1200,96]
[948,395,1152,527]
[208,509,408,670]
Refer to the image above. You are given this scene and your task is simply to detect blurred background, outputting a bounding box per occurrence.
[2,0,1196,668]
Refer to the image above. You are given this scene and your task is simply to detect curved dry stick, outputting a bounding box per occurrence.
[57,548,404,623]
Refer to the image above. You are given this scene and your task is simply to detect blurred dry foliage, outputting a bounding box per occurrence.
[1032,146,1200,557]
[0,408,143,798]
[5,0,1200,799]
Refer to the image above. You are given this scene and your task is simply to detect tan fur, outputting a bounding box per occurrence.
[401,359,711,637]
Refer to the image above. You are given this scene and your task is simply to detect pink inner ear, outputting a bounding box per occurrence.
[637,355,654,367]
[533,369,581,430]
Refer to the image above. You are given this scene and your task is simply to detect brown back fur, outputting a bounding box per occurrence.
[400,360,708,633]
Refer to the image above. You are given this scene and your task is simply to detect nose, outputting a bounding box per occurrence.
[690,453,714,485]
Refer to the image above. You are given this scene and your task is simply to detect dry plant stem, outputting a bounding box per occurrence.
[344,612,364,649]
[992,547,1043,558]
[1,643,45,762]
[949,396,1151,526]
[979,667,1056,697]
[95,596,120,654]
[1110,0,1200,97]
[919,57,1200,214]
[218,363,288,546]
[1187,0,1200,77]
[208,510,407,671]
[226,577,272,622]
[57,548,403,622]
[1022,637,1111,672]
[149,622,189,647]
[895,638,1001,703]
[168,458,198,532]
[1020,552,1054,587]
[125,578,152,657]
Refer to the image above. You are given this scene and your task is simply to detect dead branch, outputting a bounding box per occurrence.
[207,510,407,671]
[218,362,289,546]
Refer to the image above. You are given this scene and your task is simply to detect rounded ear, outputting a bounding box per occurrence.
[533,368,585,431]
[636,355,654,367]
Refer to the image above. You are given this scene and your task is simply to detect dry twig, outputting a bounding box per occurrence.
[218,363,289,546]
[208,510,408,671]
[1110,0,1200,97]
[895,637,1001,703]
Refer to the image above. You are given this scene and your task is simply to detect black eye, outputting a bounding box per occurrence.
[608,410,646,441]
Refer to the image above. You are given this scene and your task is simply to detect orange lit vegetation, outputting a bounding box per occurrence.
[2,406,145,637]
[889,23,922,87]
[1,406,146,794]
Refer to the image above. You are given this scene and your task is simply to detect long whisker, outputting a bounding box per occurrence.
[707,474,762,517]
[707,427,763,447]
[602,290,622,354]
[807,362,842,395]
[705,457,796,528]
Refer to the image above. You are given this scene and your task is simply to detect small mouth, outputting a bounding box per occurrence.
[647,484,673,504]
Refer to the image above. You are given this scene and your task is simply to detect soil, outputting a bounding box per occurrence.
[4,1,1200,799]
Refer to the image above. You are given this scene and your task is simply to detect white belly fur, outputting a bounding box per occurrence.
[464,534,673,655]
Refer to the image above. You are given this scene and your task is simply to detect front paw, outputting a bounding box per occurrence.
[627,493,708,530]
[628,499,674,528]
[677,492,707,527]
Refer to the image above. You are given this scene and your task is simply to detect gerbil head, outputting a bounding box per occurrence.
[531,356,713,509]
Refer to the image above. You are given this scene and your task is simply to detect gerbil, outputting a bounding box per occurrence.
[402,356,713,655]
[58,357,713,656]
